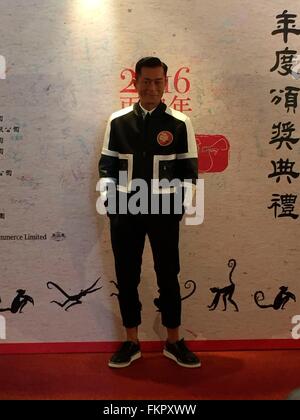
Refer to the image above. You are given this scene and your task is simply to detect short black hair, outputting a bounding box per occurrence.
[135,57,168,78]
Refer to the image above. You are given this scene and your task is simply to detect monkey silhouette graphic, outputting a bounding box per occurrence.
[254,286,296,310]
[153,280,197,312]
[47,277,102,311]
[208,258,239,311]
[0,289,34,313]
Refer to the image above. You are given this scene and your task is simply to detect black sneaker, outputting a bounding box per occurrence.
[163,338,201,368]
[108,341,141,368]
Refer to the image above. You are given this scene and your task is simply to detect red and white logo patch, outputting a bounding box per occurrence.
[157,131,173,146]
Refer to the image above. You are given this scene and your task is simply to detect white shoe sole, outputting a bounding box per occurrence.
[108,351,141,368]
[163,349,201,368]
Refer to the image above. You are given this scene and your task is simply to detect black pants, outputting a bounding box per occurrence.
[110,214,181,329]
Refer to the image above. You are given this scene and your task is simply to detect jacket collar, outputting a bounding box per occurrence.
[133,101,167,118]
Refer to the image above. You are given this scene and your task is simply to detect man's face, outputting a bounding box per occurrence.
[134,66,166,110]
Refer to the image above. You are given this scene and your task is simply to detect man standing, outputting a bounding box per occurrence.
[99,57,200,368]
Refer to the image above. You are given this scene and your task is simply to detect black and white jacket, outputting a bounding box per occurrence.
[98,101,198,214]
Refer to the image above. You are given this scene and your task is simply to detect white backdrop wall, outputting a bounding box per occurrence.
[0,0,300,350]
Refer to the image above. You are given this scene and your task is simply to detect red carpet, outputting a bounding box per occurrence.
[1,349,300,400]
